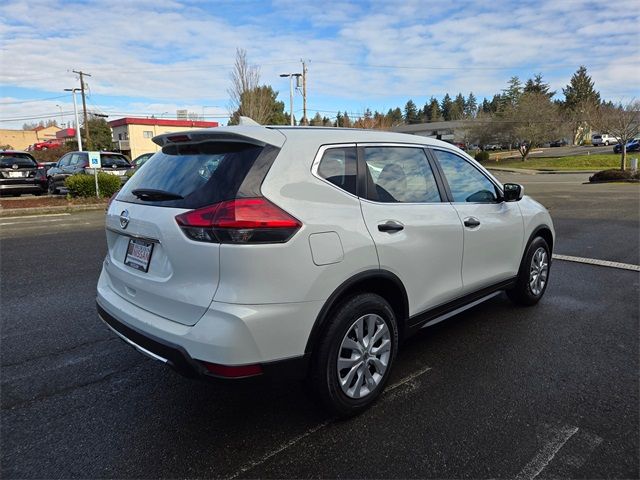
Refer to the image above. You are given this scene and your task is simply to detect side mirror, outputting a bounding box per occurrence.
[503,183,524,202]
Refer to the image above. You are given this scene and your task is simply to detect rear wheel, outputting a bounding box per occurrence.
[309,293,398,417]
[507,237,551,306]
[47,178,58,195]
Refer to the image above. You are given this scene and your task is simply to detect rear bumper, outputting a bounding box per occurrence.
[0,182,46,193]
[97,303,310,380]
[96,267,320,380]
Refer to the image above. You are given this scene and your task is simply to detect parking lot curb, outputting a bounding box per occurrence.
[0,203,107,217]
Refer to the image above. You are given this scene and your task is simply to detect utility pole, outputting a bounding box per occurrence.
[301,59,308,125]
[280,73,301,126]
[64,88,82,151]
[73,70,91,149]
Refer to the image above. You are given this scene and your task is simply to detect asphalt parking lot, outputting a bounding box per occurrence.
[1,173,638,479]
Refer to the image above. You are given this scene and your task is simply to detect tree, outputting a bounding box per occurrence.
[386,107,403,126]
[465,92,477,118]
[441,94,453,121]
[504,92,561,161]
[450,93,465,120]
[342,111,352,128]
[309,112,323,126]
[227,48,284,124]
[480,98,491,114]
[403,100,420,124]
[501,76,523,110]
[590,100,640,170]
[82,116,112,150]
[562,66,601,145]
[426,97,441,122]
[524,74,555,99]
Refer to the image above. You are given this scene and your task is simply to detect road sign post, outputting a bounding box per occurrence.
[88,152,101,198]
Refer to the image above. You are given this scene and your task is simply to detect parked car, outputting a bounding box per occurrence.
[33,139,64,151]
[47,151,132,194]
[0,150,47,196]
[592,134,619,146]
[483,143,501,151]
[98,126,555,416]
[131,152,155,169]
[550,139,568,147]
[613,138,640,154]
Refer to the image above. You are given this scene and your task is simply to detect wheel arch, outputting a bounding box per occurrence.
[517,224,554,275]
[305,270,409,355]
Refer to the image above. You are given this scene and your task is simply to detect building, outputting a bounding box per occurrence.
[0,125,62,151]
[392,120,474,144]
[108,117,219,160]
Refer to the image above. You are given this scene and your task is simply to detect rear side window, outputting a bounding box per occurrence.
[100,154,129,167]
[317,147,357,195]
[363,147,441,203]
[0,153,37,168]
[117,142,267,209]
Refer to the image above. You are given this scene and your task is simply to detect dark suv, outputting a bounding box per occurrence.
[47,151,132,194]
[0,151,47,196]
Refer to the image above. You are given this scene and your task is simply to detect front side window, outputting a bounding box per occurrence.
[433,149,499,203]
[363,147,441,203]
[316,147,357,195]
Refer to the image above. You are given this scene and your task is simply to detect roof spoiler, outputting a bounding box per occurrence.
[152,125,285,148]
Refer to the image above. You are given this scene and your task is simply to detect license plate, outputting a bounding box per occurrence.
[8,171,24,178]
[124,238,154,272]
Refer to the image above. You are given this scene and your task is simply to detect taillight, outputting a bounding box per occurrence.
[107,191,119,211]
[175,197,301,244]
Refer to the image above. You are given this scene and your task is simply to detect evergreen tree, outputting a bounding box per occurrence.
[524,74,555,98]
[404,100,420,124]
[562,66,601,110]
[427,97,441,121]
[450,93,465,120]
[465,92,477,117]
[342,111,352,128]
[335,111,344,127]
[309,112,323,126]
[481,98,491,114]
[387,107,404,126]
[490,94,503,113]
[441,94,453,121]
[502,76,523,109]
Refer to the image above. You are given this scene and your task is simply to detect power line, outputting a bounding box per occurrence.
[0,95,69,105]
[311,60,638,71]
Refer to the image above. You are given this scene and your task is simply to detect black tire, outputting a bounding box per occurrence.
[507,237,551,306]
[309,293,398,417]
[47,178,58,195]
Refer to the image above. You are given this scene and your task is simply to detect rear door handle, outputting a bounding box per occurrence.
[378,221,404,233]
[463,217,481,228]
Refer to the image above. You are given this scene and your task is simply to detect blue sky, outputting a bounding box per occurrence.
[1,0,639,129]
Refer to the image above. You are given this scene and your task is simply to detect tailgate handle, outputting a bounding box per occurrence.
[378,221,404,233]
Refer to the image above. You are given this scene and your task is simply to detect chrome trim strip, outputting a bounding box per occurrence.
[99,314,168,363]
[106,226,161,244]
[420,291,502,329]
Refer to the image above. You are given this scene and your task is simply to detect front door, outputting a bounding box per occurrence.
[430,149,524,293]
[358,145,464,317]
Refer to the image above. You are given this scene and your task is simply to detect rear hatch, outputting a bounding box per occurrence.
[0,152,40,184]
[104,128,285,325]
[97,153,131,179]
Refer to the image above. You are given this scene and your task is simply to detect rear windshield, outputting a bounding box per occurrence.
[101,154,130,167]
[0,153,37,168]
[117,142,265,208]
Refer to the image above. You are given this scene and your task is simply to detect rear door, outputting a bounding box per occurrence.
[358,144,464,316]
[104,138,279,326]
[430,148,524,293]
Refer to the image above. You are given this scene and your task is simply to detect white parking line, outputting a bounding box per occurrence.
[226,365,432,480]
[0,213,70,221]
[514,425,579,480]
[553,254,640,272]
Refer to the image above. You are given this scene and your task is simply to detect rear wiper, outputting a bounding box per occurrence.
[131,189,184,201]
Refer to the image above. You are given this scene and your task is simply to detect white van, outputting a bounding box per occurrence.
[592,134,619,146]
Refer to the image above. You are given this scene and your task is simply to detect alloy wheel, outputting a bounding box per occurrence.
[337,314,391,399]
[529,247,549,296]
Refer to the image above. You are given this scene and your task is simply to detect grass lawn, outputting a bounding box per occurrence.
[484,154,628,171]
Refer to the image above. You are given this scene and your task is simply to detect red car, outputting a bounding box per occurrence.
[33,139,63,151]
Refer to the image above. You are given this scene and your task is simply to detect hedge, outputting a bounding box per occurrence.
[65,172,122,198]
[474,150,490,162]
[589,169,640,183]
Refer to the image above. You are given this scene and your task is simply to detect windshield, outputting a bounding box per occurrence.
[0,153,37,168]
[117,141,264,209]
[100,154,130,167]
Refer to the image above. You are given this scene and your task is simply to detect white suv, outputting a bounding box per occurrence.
[592,133,619,146]
[97,125,554,416]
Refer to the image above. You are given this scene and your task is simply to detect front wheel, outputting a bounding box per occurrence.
[507,237,551,306]
[309,293,398,417]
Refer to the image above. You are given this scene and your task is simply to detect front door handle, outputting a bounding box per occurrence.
[463,217,481,228]
[378,221,404,233]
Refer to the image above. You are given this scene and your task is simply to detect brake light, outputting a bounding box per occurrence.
[107,191,119,211]
[175,197,301,244]
[167,134,190,143]
[200,361,263,378]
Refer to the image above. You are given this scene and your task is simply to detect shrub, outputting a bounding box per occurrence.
[475,150,490,162]
[589,169,640,182]
[65,172,121,198]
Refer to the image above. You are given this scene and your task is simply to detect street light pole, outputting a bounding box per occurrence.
[280,73,301,126]
[56,104,64,127]
[64,88,82,151]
